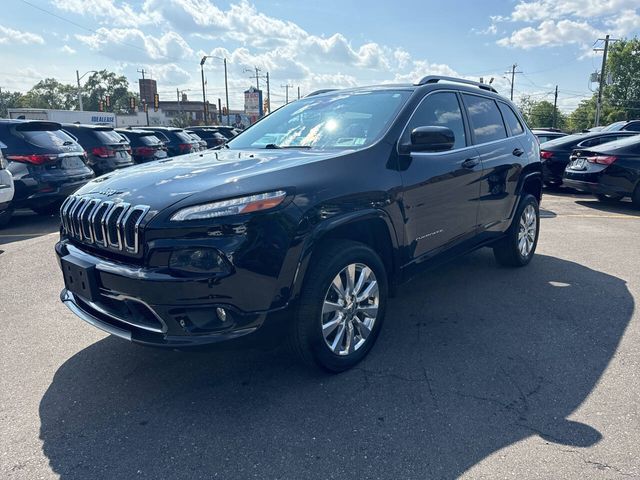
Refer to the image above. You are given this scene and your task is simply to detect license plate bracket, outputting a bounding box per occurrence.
[61,255,99,302]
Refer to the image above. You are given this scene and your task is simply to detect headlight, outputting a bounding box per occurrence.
[170,190,287,221]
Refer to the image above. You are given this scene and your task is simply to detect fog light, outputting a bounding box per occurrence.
[216,307,228,322]
[169,247,230,275]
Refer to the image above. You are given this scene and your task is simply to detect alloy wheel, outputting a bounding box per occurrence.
[518,204,537,258]
[321,263,379,356]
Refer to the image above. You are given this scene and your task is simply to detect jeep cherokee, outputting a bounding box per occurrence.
[56,76,542,372]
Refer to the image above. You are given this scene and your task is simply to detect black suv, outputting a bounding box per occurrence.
[136,127,196,157]
[55,76,542,371]
[62,124,134,176]
[0,120,94,215]
[115,129,168,163]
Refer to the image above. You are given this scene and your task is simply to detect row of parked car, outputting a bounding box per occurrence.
[532,121,640,208]
[0,119,241,227]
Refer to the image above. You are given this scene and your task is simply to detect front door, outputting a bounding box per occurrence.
[398,91,483,261]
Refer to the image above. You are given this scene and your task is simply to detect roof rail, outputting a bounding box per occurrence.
[415,75,498,94]
[305,89,338,97]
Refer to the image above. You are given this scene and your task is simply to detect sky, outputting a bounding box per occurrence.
[1,0,639,112]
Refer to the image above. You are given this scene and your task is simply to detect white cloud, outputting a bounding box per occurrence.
[510,0,639,22]
[76,28,193,63]
[50,0,159,27]
[60,45,76,54]
[150,63,192,85]
[497,19,600,49]
[0,24,44,45]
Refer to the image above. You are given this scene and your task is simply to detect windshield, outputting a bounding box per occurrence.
[541,133,586,147]
[140,134,163,146]
[589,134,640,151]
[602,121,626,132]
[19,128,82,151]
[95,129,127,144]
[228,90,411,149]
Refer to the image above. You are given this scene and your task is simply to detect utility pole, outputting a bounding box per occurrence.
[244,66,261,91]
[505,64,522,101]
[76,70,84,111]
[594,35,614,127]
[265,72,270,114]
[281,84,293,104]
[552,85,558,128]
[297,86,300,100]
[200,57,208,124]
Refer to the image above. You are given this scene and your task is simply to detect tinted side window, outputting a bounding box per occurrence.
[463,94,507,144]
[498,102,524,136]
[623,122,640,132]
[403,92,466,149]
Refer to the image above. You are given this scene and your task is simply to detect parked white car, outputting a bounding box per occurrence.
[0,142,15,228]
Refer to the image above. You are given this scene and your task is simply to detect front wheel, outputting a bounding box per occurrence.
[493,194,540,267]
[596,193,623,203]
[289,240,388,372]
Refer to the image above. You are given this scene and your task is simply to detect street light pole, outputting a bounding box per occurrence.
[76,69,96,111]
[200,56,208,125]
[224,58,230,126]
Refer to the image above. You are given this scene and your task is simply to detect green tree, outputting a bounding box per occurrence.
[518,96,566,129]
[18,78,77,110]
[604,37,640,119]
[82,70,138,114]
[567,96,596,132]
[0,90,24,117]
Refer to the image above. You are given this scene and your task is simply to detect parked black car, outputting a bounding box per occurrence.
[115,129,168,163]
[56,76,542,371]
[532,128,567,144]
[187,132,207,151]
[0,143,15,227]
[136,127,196,157]
[0,120,93,215]
[540,131,638,186]
[62,124,134,176]
[601,120,640,132]
[185,128,227,148]
[189,125,238,141]
[563,135,640,208]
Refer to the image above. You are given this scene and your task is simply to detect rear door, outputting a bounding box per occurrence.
[461,93,524,232]
[398,91,482,260]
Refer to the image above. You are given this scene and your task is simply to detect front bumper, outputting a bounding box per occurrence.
[56,241,283,347]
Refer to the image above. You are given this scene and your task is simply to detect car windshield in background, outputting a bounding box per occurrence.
[541,133,586,147]
[95,129,127,144]
[228,90,411,150]
[175,131,194,143]
[140,135,163,146]
[19,128,81,150]
[602,121,626,132]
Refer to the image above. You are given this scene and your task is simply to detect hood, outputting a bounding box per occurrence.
[74,148,346,210]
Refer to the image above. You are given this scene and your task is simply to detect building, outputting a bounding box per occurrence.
[138,78,157,105]
[157,93,216,125]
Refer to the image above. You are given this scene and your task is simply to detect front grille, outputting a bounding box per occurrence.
[60,196,150,254]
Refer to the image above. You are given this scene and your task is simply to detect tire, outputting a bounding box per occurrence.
[289,240,388,372]
[0,208,12,228]
[596,193,623,203]
[32,201,62,216]
[493,194,540,267]
[632,184,640,210]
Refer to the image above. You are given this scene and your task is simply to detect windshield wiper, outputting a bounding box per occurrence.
[264,143,311,149]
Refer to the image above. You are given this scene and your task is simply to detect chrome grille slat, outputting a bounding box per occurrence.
[61,196,149,255]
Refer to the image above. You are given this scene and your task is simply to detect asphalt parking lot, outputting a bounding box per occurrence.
[1,191,639,480]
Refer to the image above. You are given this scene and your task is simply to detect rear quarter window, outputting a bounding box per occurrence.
[498,102,524,136]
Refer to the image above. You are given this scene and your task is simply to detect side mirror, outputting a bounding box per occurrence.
[405,126,455,152]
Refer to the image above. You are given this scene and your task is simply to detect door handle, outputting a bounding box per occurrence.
[512,148,524,157]
[462,157,480,169]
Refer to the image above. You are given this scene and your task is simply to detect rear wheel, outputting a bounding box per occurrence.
[596,193,623,203]
[632,184,640,209]
[0,208,13,228]
[493,194,540,267]
[289,240,388,372]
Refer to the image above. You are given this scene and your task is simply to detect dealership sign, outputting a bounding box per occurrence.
[244,87,263,116]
